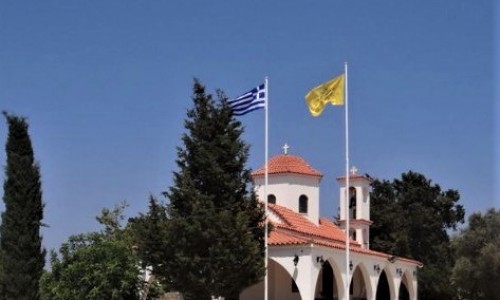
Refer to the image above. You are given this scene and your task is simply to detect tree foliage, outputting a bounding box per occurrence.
[370,171,465,299]
[132,80,266,300]
[128,196,170,278]
[40,203,162,300]
[0,112,46,300]
[451,208,500,300]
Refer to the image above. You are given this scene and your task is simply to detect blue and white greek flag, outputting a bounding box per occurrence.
[228,84,266,116]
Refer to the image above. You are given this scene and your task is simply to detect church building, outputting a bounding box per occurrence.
[240,149,422,300]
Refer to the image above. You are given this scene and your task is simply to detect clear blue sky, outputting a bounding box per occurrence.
[0,1,497,252]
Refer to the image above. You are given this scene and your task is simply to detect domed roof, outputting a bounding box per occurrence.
[252,154,322,177]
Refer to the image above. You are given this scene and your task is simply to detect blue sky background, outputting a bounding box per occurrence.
[0,1,497,253]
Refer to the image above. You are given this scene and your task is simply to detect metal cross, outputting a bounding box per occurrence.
[350,166,358,174]
[282,143,290,155]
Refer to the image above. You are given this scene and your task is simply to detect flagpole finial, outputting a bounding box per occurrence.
[282,143,290,155]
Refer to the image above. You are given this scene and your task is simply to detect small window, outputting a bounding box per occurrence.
[299,195,308,213]
[267,194,276,204]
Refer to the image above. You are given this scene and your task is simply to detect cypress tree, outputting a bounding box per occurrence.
[163,80,265,299]
[1,113,46,300]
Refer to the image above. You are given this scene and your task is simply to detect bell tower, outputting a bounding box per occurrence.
[337,167,372,249]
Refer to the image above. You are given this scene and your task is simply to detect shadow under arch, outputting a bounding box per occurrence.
[380,267,397,300]
[399,272,412,300]
[349,263,372,300]
[375,270,390,300]
[313,259,344,300]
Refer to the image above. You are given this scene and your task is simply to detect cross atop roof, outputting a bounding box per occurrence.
[350,166,358,174]
[282,143,290,155]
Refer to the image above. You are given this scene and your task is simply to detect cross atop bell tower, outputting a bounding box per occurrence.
[350,166,358,174]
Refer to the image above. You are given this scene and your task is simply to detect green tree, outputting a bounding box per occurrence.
[40,203,162,300]
[0,112,46,300]
[128,197,169,277]
[370,171,465,300]
[152,80,265,299]
[451,208,500,300]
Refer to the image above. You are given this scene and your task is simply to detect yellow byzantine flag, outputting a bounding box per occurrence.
[305,74,345,117]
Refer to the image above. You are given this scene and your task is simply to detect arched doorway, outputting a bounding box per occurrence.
[399,274,410,300]
[314,261,339,300]
[375,270,390,300]
[350,267,368,300]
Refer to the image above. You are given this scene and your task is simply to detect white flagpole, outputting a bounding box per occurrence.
[344,62,350,300]
[264,76,269,300]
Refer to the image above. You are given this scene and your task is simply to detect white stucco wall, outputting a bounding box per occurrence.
[254,174,320,225]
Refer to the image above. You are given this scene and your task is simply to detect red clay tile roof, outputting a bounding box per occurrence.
[268,203,354,246]
[267,203,422,266]
[252,154,322,177]
[268,230,310,246]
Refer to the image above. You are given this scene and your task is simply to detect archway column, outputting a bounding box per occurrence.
[294,257,318,300]
[410,277,418,300]
[367,271,380,300]
[392,277,402,299]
